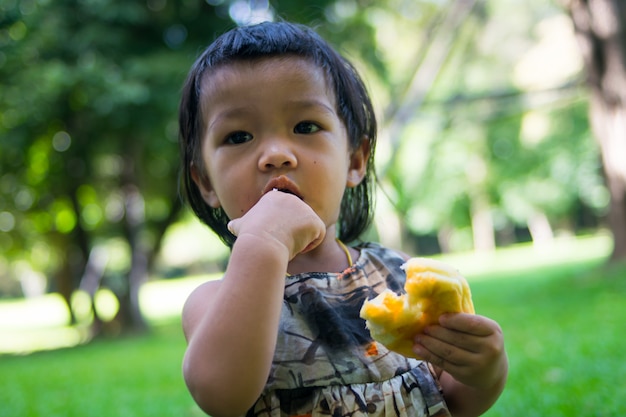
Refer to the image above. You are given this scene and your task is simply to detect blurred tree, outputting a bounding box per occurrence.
[561,0,626,262]
[1,0,217,333]
[0,0,614,342]
[0,0,335,334]
[370,0,603,253]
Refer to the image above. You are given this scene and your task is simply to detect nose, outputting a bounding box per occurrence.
[258,138,297,171]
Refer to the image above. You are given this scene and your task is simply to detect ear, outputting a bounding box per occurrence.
[190,163,221,208]
[346,137,370,188]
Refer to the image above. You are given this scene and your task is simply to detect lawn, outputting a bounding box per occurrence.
[0,323,203,417]
[0,279,207,417]
[0,234,624,416]
[468,246,626,416]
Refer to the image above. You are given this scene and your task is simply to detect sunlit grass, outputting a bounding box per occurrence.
[0,275,215,354]
[0,295,82,353]
[0,323,205,417]
[477,258,626,416]
[434,231,612,280]
[461,234,626,416]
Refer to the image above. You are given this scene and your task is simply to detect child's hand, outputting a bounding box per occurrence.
[413,313,507,391]
[227,189,326,259]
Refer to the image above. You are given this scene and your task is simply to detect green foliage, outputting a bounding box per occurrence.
[377,1,605,249]
[1,1,218,292]
[490,99,600,225]
[0,0,336,312]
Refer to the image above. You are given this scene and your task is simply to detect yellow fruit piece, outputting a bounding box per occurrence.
[359,257,474,359]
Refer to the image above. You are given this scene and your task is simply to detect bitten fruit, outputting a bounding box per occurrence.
[359,257,474,359]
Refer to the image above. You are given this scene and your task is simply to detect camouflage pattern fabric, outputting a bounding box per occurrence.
[246,243,451,417]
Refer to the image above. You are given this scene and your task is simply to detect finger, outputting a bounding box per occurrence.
[439,313,498,337]
[423,325,484,354]
[414,338,492,388]
[414,334,475,369]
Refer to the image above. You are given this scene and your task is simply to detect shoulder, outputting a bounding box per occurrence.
[356,241,411,264]
[354,242,412,291]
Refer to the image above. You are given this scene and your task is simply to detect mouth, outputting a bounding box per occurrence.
[263,176,303,200]
[275,188,298,197]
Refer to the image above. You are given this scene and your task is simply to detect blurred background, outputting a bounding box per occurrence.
[1,0,625,416]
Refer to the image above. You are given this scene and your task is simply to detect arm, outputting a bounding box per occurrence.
[182,191,325,417]
[413,313,508,417]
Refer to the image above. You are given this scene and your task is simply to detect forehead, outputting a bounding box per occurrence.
[199,56,335,104]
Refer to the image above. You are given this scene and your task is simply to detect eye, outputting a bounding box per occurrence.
[294,121,321,135]
[224,131,253,145]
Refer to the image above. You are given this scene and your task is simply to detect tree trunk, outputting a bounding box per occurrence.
[119,182,150,333]
[470,194,496,252]
[593,98,626,261]
[53,184,91,325]
[565,0,626,261]
[78,246,109,335]
[528,211,555,247]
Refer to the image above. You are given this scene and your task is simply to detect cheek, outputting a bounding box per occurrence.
[212,172,258,218]
[321,159,350,204]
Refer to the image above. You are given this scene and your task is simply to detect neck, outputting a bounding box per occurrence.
[287,229,354,275]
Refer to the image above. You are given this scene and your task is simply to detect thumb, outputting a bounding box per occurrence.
[227,218,240,236]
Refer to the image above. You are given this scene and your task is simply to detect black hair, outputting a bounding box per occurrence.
[179,21,377,247]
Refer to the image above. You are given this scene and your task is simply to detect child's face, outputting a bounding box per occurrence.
[192,56,367,229]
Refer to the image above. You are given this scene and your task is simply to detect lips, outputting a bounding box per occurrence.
[263,176,303,200]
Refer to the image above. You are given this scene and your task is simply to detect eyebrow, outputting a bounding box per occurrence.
[206,99,337,132]
[206,107,253,131]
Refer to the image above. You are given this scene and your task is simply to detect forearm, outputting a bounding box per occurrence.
[183,235,290,416]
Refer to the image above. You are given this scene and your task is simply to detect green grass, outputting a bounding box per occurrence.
[476,258,626,417]
[1,234,624,416]
[0,322,204,417]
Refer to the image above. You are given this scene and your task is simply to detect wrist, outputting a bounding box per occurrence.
[231,232,291,274]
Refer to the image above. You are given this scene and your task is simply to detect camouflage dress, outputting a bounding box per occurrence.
[247,243,451,417]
